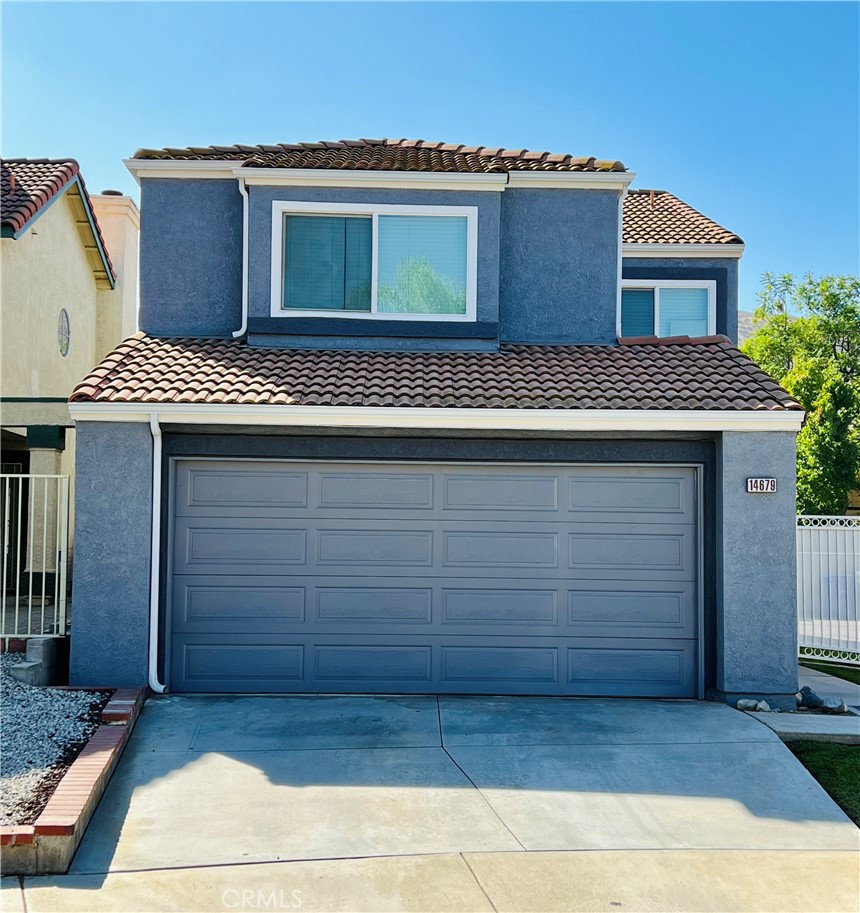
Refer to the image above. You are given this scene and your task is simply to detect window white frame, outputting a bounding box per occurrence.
[618,279,717,339]
[270,200,479,321]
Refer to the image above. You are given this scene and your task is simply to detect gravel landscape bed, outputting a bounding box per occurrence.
[0,653,110,826]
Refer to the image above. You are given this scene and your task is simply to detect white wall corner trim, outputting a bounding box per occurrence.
[70,403,805,432]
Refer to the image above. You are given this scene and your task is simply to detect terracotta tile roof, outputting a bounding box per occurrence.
[132,138,626,174]
[1,158,80,233]
[70,334,800,412]
[623,190,742,245]
[1,158,115,282]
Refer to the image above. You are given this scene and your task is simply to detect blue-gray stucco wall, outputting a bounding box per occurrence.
[139,179,243,337]
[499,189,620,344]
[623,257,740,344]
[715,430,798,703]
[69,422,153,687]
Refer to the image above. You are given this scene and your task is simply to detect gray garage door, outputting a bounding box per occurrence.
[169,461,700,697]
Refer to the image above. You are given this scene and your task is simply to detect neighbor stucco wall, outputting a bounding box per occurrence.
[715,430,798,701]
[623,257,740,343]
[499,189,620,344]
[1,193,100,398]
[69,422,153,687]
[92,194,141,347]
[139,178,243,337]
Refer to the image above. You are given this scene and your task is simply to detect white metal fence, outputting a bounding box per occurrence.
[797,515,860,664]
[0,474,70,638]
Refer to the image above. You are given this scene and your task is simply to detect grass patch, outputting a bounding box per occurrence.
[801,661,860,686]
[788,740,860,825]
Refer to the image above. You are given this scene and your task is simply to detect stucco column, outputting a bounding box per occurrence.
[69,422,153,686]
[25,447,63,578]
[715,431,798,707]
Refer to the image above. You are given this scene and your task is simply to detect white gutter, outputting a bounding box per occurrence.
[233,176,249,339]
[148,413,166,693]
[70,402,805,433]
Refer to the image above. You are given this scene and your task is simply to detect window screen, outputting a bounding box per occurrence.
[283,215,372,311]
[377,215,468,315]
[620,289,655,337]
[658,287,709,338]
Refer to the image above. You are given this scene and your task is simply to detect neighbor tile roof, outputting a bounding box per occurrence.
[623,189,742,245]
[1,158,115,281]
[70,334,800,412]
[1,159,80,233]
[132,138,626,174]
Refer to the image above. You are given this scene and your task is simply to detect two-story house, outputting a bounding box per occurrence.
[67,138,803,707]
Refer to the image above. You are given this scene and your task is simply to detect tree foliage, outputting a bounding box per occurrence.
[742,273,860,515]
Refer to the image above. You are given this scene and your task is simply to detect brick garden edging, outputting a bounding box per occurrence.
[0,687,147,874]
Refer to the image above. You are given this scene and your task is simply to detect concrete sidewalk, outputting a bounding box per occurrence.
[6,850,860,912]
[799,664,860,713]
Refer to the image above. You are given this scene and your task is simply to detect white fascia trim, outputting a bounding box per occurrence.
[506,171,636,191]
[623,243,745,259]
[237,166,507,192]
[124,159,236,183]
[69,403,804,432]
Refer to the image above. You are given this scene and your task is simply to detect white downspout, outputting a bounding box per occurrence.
[148,413,166,693]
[615,185,629,340]
[232,175,249,338]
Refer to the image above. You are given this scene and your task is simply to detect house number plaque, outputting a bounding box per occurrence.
[746,478,777,493]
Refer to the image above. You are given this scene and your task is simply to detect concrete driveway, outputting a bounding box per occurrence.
[7,694,860,912]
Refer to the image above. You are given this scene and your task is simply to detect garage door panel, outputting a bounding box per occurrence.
[568,525,695,579]
[441,646,558,685]
[172,577,306,632]
[169,461,701,696]
[568,469,696,524]
[567,640,696,697]
[443,530,559,568]
[318,472,434,510]
[175,463,309,517]
[175,520,307,570]
[174,640,305,689]
[442,588,559,626]
[316,587,433,624]
[568,582,697,639]
[317,528,433,566]
[315,645,433,683]
[443,474,560,512]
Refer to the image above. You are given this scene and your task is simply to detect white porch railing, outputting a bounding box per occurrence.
[1,474,70,638]
[797,515,860,665]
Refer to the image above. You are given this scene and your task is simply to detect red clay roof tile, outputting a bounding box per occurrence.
[70,334,800,412]
[623,189,742,245]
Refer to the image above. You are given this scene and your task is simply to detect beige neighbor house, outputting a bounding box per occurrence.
[1,158,138,634]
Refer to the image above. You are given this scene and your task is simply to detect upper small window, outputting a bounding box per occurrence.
[271,202,477,321]
[620,280,716,339]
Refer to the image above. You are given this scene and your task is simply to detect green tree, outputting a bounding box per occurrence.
[742,273,860,515]
[377,256,466,315]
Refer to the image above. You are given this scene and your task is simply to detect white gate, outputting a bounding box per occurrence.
[0,474,70,638]
[797,515,860,664]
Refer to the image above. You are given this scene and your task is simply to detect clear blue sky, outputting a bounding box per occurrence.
[3,1,858,309]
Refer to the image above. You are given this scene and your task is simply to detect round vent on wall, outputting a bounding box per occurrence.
[58,309,70,357]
